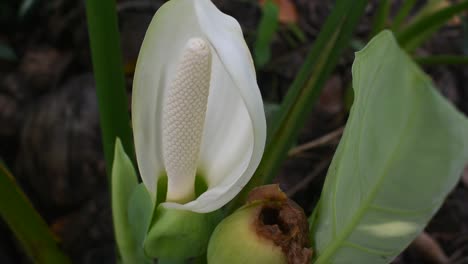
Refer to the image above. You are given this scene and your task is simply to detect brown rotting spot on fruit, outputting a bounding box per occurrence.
[247,184,313,264]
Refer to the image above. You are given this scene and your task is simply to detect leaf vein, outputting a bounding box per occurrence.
[316,46,420,263]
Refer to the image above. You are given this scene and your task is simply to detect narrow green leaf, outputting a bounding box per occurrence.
[263,102,281,132]
[410,0,448,21]
[287,23,306,44]
[371,0,391,37]
[397,1,468,52]
[112,139,149,263]
[312,31,468,263]
[228,0,368,212]
[414,54,468,65]
[254,0,279,68]
[85,0,135,178]
[391,0,417,30]
[0,161,70,264]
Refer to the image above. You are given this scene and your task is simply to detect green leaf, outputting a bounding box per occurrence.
[228,0,368,213]
[112,139,149,264]
[414,55,468,66]
[0,161,70,264]
[254,0,279,68]
[264,101,281,132]
[370,0,391,37]
[85,0,135,179]
[397,0,468,52]
[410,0,448,21]
[312,31,468,263]
[391,0,417,30]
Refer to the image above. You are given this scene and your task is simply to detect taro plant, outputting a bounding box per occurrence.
[0,0,467,264]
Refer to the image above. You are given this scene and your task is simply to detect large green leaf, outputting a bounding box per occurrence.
[311,30,468,263]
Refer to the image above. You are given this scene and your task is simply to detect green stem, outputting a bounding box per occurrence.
[391,0,417,30]
[0,162,71,264]
[414,55,468,65]
[85,0,135,178]
[227,0,368,212]
[397,1,468,52]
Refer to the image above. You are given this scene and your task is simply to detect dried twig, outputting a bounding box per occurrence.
[286,159,330,197]
[288,127,344,157]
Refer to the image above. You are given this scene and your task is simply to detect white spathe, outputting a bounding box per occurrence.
[132,0,266,213]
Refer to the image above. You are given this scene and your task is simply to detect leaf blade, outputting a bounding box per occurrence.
[312,30,468,263]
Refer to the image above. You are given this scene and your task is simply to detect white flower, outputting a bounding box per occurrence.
[132,0,266,213]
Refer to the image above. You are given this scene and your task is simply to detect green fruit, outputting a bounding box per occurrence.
[208,203,286,264]
[208,185,312,264]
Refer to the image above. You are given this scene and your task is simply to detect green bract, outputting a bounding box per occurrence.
[145,206,222,259]
[132,0,266,213]
[311,31,468,263]
[112,140,151,264]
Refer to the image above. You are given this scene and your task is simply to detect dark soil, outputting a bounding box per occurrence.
[0,0,467,263]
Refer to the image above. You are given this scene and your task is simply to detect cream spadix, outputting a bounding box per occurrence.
[163,38,212,203]
[132,0,266,213]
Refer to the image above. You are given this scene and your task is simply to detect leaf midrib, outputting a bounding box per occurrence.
[316,57,419,263]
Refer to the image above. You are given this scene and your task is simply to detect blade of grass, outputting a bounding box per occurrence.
[371,0,391,36]
[397,0,468,52]
[227,0,368,212]
[85,0,135,177]
[0,161,70,264]
[414,54,468,65]
[391,0,417,30]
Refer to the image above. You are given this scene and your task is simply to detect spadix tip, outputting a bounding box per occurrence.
[185,38,211,56]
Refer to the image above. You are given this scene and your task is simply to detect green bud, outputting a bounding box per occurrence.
[208,185,312,264]
[144,205,222,259]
